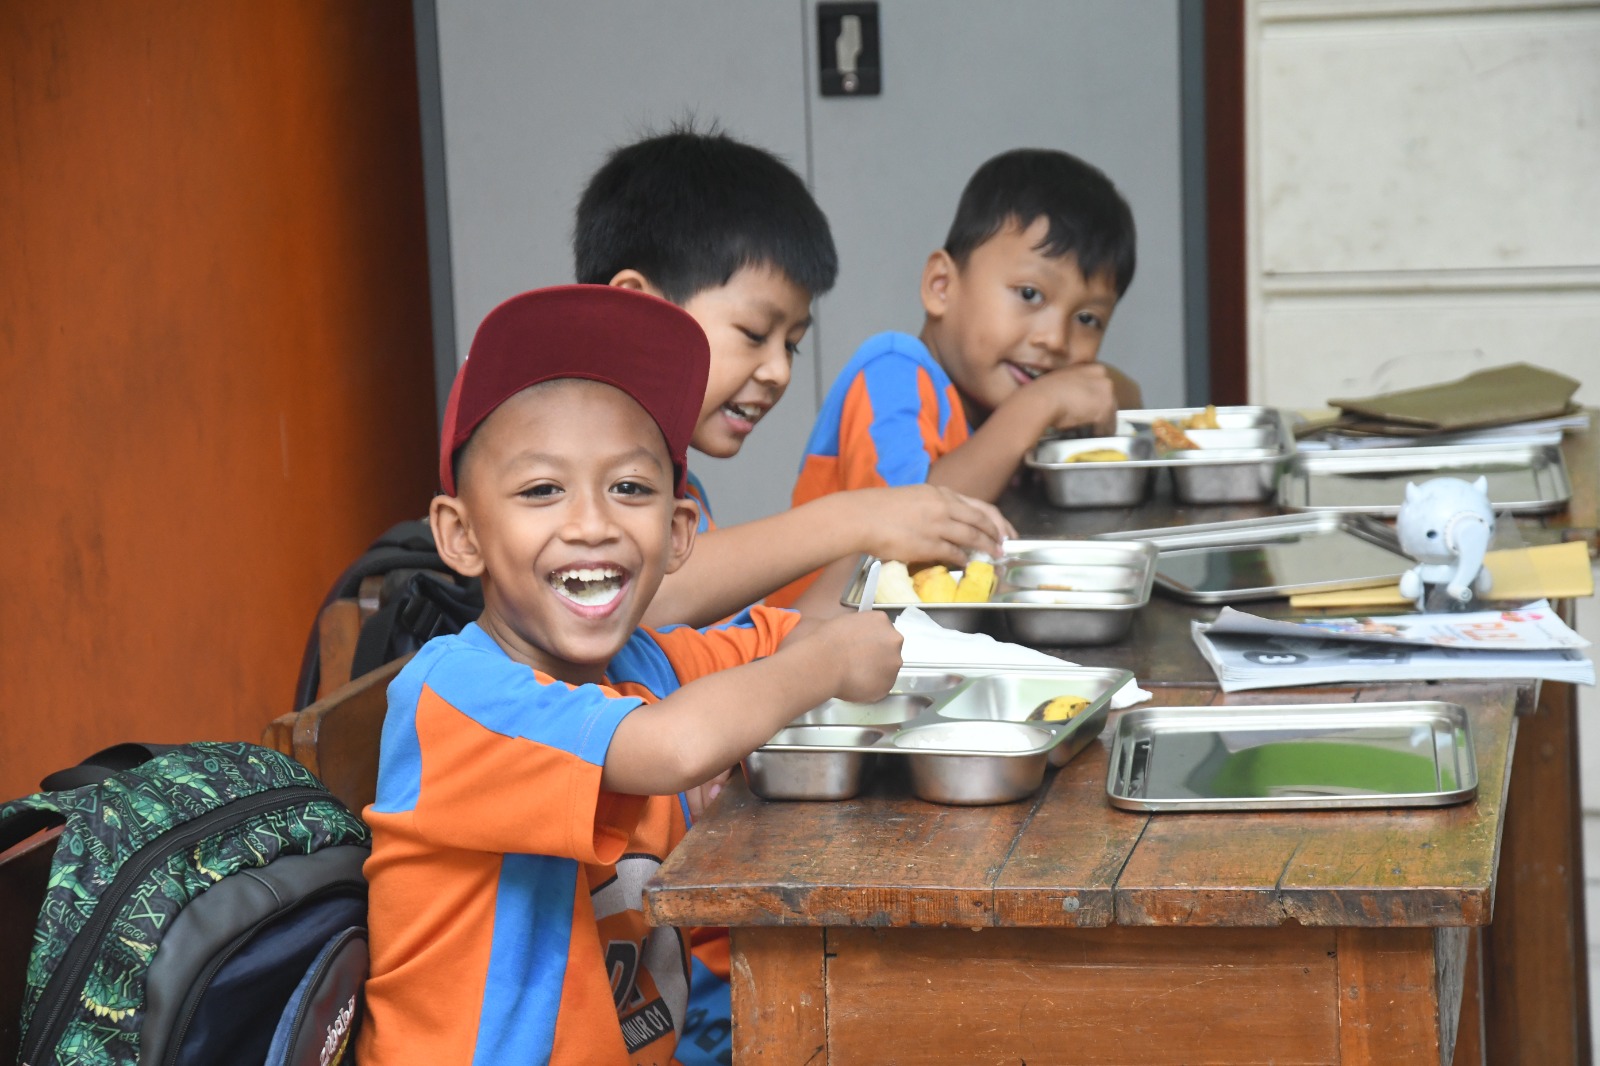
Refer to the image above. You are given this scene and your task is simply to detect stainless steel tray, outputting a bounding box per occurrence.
[745,665,1132,805]
[839,540,1156,645]
[1093,513,1412,603]
[1277,442,1572,515]
[1026,406,1295,507]
[1105,701,1477,812]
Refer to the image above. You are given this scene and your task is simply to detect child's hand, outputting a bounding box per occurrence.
[799,611,904,704]
[855,485,1016,566]
[684,768,733,821]
[1031,362,1119,435]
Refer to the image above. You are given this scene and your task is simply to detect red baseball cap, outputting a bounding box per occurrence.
[438,285,710,497]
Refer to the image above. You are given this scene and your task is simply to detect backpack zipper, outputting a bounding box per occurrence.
[21,785,330,1066]
[159,879,367,1066]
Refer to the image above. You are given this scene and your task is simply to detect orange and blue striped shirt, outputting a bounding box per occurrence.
[768,332,970,606]
[359,608,797,1066]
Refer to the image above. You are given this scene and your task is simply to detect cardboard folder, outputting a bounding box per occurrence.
[1327,363,1580,434]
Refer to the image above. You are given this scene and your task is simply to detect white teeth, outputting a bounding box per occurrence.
[550,567,625,607]
[724,402,763,423]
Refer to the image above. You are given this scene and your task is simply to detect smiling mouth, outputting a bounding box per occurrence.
[549,566,626,607]
[721,401,766,425]
[1007,362,1047,381]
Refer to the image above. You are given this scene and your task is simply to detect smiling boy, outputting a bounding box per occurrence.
[767,148,1139,605]
[575,128,1012,627]
[357,286,901,1066]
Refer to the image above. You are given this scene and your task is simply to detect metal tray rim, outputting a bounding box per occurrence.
[840,541,1158,612]
[1105,700,1478,812]
[1028,407,1295,471]
[1277,441,1573,516]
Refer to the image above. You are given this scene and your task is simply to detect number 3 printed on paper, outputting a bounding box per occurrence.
[1244,651,1309,666]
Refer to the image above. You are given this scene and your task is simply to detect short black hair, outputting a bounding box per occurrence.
[944,148,1136,296]
[574,125,838,304]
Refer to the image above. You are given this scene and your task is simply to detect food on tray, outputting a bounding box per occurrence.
[954,560,996,602]
[1151,418,1199,452]
[911,565,959,603]
[1028,695,1092,723]
[875,560,918,604]
[1065,448,1130,463]
[1183,404,1220,430]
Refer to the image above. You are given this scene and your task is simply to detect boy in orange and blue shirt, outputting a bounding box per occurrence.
[770,148,1142,606]
[357,285,902,1065]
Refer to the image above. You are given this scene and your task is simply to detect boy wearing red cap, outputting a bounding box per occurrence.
[575,128,1013,628]
[357,286,901,1066]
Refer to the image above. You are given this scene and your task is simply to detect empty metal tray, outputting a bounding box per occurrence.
[1278,442,1571,516]
[1094,513,1412,603]
[1027,406,1295,507]
[839,540,1156,645]
[1106,701,1478,812]
[744,665,1132,805]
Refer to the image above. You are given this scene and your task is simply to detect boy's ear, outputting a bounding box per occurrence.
[608,270,665,299]
[430,494,487,578]
[920,250,956,319]
[664,497,699,576]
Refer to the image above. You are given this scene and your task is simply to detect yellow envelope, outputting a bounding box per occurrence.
[1289,541,1594,609]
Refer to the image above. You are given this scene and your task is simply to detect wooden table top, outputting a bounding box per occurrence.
[645,680,1524,933]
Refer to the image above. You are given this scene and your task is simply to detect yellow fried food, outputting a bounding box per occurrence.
[1065,448,1130,463]
[954,560,996,602]
[1183,404,1220,430]
[1032,695,1091,722]
[1151,418,1199,451]
[912,565,958,603]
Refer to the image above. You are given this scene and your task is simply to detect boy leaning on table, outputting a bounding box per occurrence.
[355,285,903,1066]
[769,147,1144,607]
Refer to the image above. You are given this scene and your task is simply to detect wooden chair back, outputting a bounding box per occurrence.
[1,824,62,1063]
[264,655,408,814]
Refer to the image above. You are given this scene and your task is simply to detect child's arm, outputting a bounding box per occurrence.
[601,612,903,796]
[642,485,1012,628]
[928,362,1120,502]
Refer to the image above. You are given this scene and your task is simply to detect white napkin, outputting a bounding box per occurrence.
[893,607,1152,709]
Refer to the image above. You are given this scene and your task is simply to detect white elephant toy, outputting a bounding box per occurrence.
[1395,476,1495,609]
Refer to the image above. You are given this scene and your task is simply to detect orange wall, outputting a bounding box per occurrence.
[0,2,438,796]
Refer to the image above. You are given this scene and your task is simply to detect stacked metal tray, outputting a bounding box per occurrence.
[839,540,1157,645]
[745,664,1132,805]
[1025,406,1295,508]
[1105,701,1477,812]
[1094,512,1413,603]
[1278,441,1571,515]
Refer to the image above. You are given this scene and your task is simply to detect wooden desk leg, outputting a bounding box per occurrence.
[1483,678,1592,1065]
[1452,928,1486,1066]
[730,927,826,1063]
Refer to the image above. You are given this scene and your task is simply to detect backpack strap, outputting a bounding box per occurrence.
[37,742,183,791]
[0,803,65,855]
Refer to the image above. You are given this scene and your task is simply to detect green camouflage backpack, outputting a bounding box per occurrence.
[1,741,371,1066]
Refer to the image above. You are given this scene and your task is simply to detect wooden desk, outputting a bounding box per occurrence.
[995,421,1599,1065]
[647,422,1596,1063]
[646,681,1519,1064]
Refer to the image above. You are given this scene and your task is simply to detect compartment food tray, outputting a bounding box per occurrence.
[839,540,1156,645]
[1026,406,1295,507]
[1093,513,1412,603]
[744,664,1132,805]
[1277,442,1571,516]
[1106,701,1477,811]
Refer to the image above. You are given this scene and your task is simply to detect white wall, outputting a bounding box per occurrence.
[425,0,1192,525]
[1245,0,1600,407]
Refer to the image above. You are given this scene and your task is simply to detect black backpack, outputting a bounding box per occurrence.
[292,520,481,711]
[1,742,371,1066]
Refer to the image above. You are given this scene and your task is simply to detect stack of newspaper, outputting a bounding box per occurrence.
[1192,600,1594,692]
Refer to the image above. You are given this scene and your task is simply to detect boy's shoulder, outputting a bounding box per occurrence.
[840,330,944,379]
